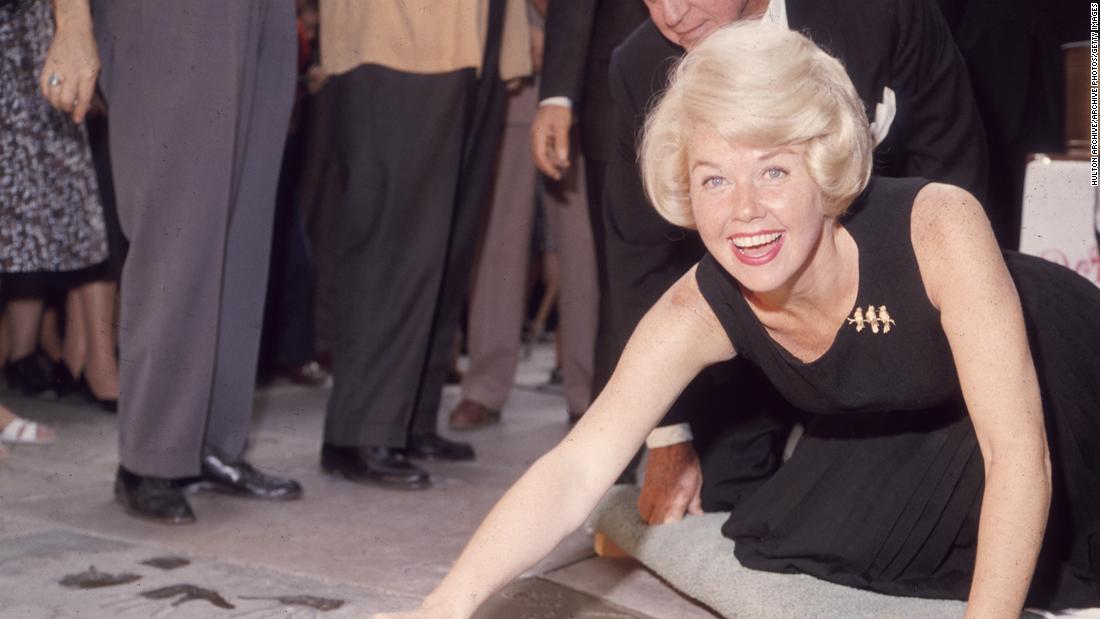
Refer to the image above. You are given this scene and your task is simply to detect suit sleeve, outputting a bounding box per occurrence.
[606,48,695,429]
[890,0,989,202]
[605,49,644,210]
[538,0,598,102]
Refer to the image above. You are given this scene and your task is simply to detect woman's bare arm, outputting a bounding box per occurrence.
[373,267,734,619]
[911,183,1051,619]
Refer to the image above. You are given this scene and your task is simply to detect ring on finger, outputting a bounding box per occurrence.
[48,73,61,87]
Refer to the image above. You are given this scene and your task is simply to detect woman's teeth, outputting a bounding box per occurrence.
[732,232,782,250]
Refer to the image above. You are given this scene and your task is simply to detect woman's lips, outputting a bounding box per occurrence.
[729,231,784,266]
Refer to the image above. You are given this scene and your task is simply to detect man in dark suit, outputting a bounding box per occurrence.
[530,0,649,401]
[604,0,991,523]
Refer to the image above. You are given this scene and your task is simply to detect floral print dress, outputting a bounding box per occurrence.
[0,0,107,273]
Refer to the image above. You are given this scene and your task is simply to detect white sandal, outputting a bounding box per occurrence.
[0,418,54,446]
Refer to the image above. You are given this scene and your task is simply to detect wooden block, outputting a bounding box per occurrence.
[593,532,631,559]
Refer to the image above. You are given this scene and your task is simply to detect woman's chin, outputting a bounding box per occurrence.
[720,261,789,296]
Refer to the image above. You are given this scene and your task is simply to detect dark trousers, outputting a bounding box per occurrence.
[405,0,509,437]
[96,0,296,478]
[260,131,316,372]
[693,360,800,511]
[296,84,343,358]
[323,30,506,448]
[324,65,475,448]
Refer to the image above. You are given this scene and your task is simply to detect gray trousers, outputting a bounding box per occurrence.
[95,0,296,478]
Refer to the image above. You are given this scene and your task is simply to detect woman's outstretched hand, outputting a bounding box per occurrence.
[39,1,99,124]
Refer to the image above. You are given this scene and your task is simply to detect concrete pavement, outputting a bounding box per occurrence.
[0,344,717,618]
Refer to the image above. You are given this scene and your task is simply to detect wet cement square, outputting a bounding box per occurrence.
[0,518,414,618]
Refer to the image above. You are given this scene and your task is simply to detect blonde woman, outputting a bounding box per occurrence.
[375,22,1100,618]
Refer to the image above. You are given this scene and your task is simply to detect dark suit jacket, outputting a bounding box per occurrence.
[538,0,648,163]
[936,0,1083,248]
[602,0,990,426]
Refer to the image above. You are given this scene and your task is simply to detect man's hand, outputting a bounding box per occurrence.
[530,104,572,180]
[638,442,703,524]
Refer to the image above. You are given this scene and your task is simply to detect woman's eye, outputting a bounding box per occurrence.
[764,167,788,180]
[702,176,725,188]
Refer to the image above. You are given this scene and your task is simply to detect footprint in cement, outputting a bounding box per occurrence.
[140,556,191,570]
[240,594,345,611]
[141,584,235,610]
[59,566,142,589]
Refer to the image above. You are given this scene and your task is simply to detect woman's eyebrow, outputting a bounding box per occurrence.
[690,159,722,172]
[759,148,798,161]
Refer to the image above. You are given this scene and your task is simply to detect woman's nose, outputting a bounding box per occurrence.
[731,186,764,222]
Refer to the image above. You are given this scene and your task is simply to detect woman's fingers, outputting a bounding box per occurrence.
[38,65,52,99]
[56,78,79,119]
[39,61,75,115]
[40,63,63,109]
[38,61,98,123]
[71,72,95,123]
[39,19,100,123]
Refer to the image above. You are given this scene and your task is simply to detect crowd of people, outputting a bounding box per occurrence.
[2,0,1094,617]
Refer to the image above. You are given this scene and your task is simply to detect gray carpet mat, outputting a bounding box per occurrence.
[588,485,979,619]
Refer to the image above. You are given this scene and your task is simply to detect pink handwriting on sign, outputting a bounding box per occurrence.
[1039,248,1100,287]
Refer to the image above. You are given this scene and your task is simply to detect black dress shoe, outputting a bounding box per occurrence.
[5,352,54,396]
[407,433,475,461]
[320,444,430,490]
[114,466,195,525]
[194,450,302,500]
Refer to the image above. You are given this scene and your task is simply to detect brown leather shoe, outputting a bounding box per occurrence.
[447,400,500,432]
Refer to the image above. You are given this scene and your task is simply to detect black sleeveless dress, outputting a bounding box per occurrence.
[694,177,1100,610]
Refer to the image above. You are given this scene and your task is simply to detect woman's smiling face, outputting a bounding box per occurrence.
[688,127,832,295]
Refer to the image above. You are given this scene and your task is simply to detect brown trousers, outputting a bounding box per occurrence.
[462,83,598,415]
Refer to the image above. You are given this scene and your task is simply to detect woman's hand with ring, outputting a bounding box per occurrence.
[38,0,99,123]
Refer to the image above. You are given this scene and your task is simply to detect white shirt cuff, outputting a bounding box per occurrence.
[539,96,572,109]
[645,423,693,449]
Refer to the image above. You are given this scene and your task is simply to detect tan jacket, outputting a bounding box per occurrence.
[320,0,532,80]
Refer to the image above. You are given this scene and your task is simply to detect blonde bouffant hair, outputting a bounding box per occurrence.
[640,22,873,228]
